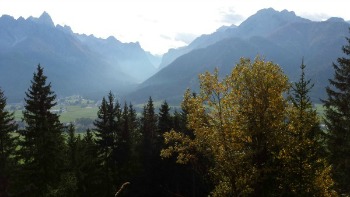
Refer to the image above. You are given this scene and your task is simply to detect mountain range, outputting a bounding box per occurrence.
[1,8,349,104]
[127,8,350,104]
[0,12,158,102]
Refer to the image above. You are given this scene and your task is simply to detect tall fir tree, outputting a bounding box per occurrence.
[323,30,350,195]
[93,92,118,196]
[19,65,65,196]
[0,88,18,196]
[158,100,172,134]
[139,97,161,195]
[66,124,79,173]
[63,123,79,196]
[118,102,131,167]
[141,97,158,142]
[280,61,335,196]
[127,103,138,141]
[112,99,122,168]
[79,129,101,197]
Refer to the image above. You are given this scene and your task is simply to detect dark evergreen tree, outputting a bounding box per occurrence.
[128,103,137,133]
[94,96,114,160]
[93,92,117,196]
[290,60,314,114]
[128,103,139,148]
[141,97,158,142]
[79,129,101,197]
[112,100,122,166]
[323,30,350,195]
[119,102,131,167]
[158,100,172,134]
[0,88,18,196]
[67,124,78,172]
[62,123,79,197]
[139,97,161,195]
[19,65,65,196]
[122,103,142,196]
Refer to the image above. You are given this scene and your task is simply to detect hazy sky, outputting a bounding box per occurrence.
[1,0,349,55]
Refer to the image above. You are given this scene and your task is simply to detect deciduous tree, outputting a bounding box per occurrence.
[163,57,289,196]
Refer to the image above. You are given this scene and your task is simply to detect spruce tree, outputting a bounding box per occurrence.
[323,31,350,194]
[0,88,18,196]
[281,61,335,196]
[139,97,160,195]
[67,124,78,171]
[93,92,117,196]
[158,101,172,134]
[19,65,65,196]
[141,97,158,139]
[112,99,122,168]
[118,102,131,166]
[127,103,138,140]
[79,129,101,196]
[94,97,112,161]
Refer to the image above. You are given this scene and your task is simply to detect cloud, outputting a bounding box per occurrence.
[160,34,172,40]
[299,12,330,21]
[220,8,244,25]
[174,33,197,44]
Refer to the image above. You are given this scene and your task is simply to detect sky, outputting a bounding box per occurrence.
[0,0,349,55]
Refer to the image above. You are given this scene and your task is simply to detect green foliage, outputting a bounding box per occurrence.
[78,129,101,196]
[323,29,350,195]
[158,101,173,134]
[18,65,66,196]
[0,88,18,196]
[280,61,335,196]
[2,53,348,196]
[93,92,118,196]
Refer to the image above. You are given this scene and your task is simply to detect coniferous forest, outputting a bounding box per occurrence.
[1,31,350,197]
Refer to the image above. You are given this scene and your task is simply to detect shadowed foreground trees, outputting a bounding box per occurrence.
[1,55,348,196]
[323,29,350,195]
[0,88,18,196]
[18,65,66,196]
[161,57,336,196]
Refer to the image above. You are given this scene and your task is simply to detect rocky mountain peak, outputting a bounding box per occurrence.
[38,11,55,27]
[27,11,55,27]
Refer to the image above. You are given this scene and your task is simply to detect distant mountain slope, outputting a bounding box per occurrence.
[128,8,350,104]
[0,12,157,102]
[158,8,309,69]
[76,34,157,82]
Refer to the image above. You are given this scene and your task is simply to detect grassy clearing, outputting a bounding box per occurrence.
[59,106,98,123]
[12,105,98,123]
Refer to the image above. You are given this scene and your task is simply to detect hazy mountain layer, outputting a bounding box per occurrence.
[0,12,157,102]
[1,9,349,104]
[128,8,350,104]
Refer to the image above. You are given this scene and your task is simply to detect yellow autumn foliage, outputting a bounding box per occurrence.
[161,57,336,196]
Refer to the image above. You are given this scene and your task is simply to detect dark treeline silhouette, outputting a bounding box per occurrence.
[0,30,350,196]
[0,65,208,197]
